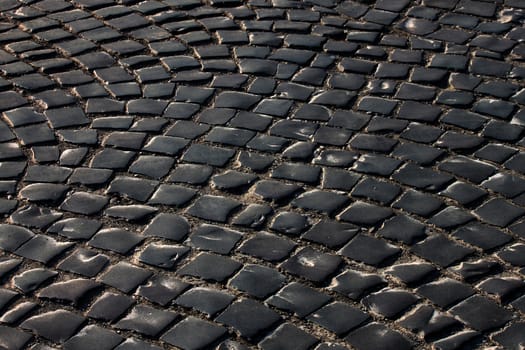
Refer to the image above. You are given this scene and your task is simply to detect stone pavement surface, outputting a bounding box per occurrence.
[0,0,524,349]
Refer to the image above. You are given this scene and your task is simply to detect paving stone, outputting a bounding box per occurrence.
[450,295,514,331]
[14,123,56,145]
[392,189,443,217]
[15,234,73,264]
[339,234,400,266]
[13,268,57,294]
[477,277,525,301]
[352,178,401,204]
[188,224,241,254]
[314,344,349,350]
[3,108,45,127]
[113,338,162,350]
[38,278,100,305]
[162,316,227,350]
[452,223,511,251]
[416,278,474,308]
[259,323,317,350]
[438,156,496,184]
[400,305,460,339]
[186,195,241,223]
[228,264,286,299]
[497,243,525,267]
[350,134,398,153]
[68,168,112,186]
[21,310,85,343]
[432,330,480,350]
[115,305,178,337]
[88,228,143,255]
[99,262,152,293]
[450,259,501,282]
[493,322,525,350]
[428,206,475,229]
[182,144,235,167]
[0,302,38,325]
[216,299,281,339]
[270,211,309,236]
[267,282,331,318]
[338,201,393,226]
[308,302,369,336]
[136,275,189,306]
[474,198,525,227]
[329,269,387,300]
[439,181,487,205]
[281,247,342,283]
[366,117,407,133]
[57,248,109,277]
[363,288,419,319]
[129,155,174,179]
[302,220,359,249]
[87,292,134,322]
[412,235,474,267]
[393,164,454,191]
[90,149,135,169]
[0,258,21,280]
[0,92,27,111]
[352,154,401,176]
[143,213,190,241]
[238,231,296,262]
[346,323,413,350]
[105,205,157,221]
[107,176,158,202]
[167,164,213,185]
[386,262,436,285]
[178,252,241,282]
[231,204,272,228]
[0,288,18,312]
[63,325,123,350]
[10,205,62,229]
[0,224,35,252]
[176,287,234,316]
[60,192,108,215]
[138,243,189,269]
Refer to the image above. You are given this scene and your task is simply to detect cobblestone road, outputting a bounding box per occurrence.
[0,0,524,349]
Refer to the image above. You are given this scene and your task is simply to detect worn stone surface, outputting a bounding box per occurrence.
[0,0,523,348]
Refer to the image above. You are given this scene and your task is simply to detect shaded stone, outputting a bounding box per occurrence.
[136,275,189,306]
[99,262,152,293]
[177,252,241,282]
[188,224,242,254]
[60,192,108,215]
[346,323,413,350]
[176,287,234,316]
[87,292,134,322]
[238,231,296,262]
[308,302,369,336]
[228,264,286,299]
[450,295,513,331]
[362,288,418,319]
[21,310,85,343]
[88,228,143,255]
[186,195,241,223]
[216,299,281,339]
[115,305,178,337]
[162,317,227,350]
[63,325,123,350]
[281,247,342,283]
[38,279,100,305]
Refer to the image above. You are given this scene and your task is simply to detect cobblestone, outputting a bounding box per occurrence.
[0,0,524,348]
